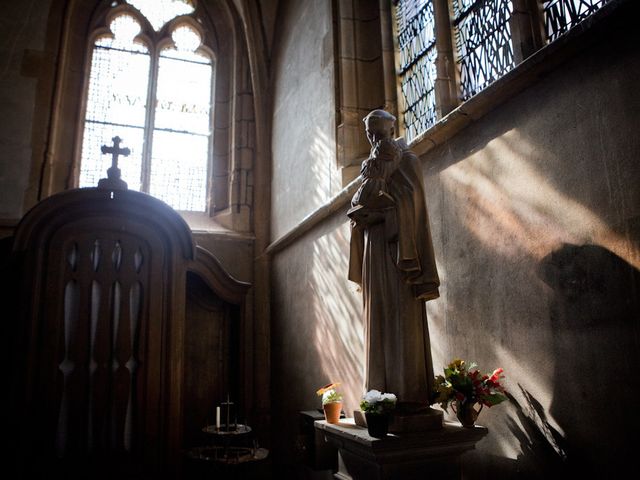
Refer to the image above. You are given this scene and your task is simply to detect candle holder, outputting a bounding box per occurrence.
[212,395,241,432]
[203,395,253,462]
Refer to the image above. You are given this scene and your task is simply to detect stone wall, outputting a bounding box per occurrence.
[271,208,362,470]
[270,0,340,240]
[423,26,640,477]
[0,0,55,220]
[269,6,639,477]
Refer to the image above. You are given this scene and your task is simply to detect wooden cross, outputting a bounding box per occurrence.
[98,136,130,190]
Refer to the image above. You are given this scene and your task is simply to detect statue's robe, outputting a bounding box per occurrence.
[349,138,440,405]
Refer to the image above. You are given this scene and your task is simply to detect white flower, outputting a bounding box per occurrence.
[363,389,383,404]
[381,393,397,403]
[360,389,398,414]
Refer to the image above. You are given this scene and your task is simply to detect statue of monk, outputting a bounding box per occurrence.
[348,109,440,410]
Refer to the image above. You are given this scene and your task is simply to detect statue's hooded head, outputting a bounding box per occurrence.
[362,110,396,145]
[363,109,396,146]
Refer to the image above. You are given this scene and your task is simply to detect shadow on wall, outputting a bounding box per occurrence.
[463,243,639,479]
[537,243,640,476]
[504,387,569,478]
[423,27,640,476]
[463,386,569,480]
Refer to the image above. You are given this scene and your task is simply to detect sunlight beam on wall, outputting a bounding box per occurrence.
[439,129,637,269]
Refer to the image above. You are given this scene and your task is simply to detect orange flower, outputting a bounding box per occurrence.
[316,382,340,396]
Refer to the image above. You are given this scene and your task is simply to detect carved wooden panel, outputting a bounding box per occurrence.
[29,219,167,473]
[44,228,158,458]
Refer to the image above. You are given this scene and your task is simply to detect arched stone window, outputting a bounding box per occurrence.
[79,2,213,211]
[43,0,255,231]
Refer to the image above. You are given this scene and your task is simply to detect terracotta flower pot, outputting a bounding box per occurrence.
[323,402,342,424]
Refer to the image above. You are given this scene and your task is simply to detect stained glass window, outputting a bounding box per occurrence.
[79,3,213,212]
[544,0,611,41]
[453,0,516,101]
[392,0,615,142]
[394,0,438,143]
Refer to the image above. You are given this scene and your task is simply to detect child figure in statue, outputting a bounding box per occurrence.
[351,136,402,210]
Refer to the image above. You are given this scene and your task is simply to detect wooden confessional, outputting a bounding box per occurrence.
[6,172,250,478]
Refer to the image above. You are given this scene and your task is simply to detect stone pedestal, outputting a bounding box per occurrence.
[315,419,488,480]
[300,410,339,470]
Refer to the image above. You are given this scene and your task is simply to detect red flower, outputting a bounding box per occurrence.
[489,368,504,383]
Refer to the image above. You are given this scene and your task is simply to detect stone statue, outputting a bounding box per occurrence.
[348,110,440,411]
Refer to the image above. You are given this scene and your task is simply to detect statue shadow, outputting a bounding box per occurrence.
[536,242,640,476]
[470,243,640,478]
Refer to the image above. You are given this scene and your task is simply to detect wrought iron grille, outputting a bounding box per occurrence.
[544,0,610,41]
[395,0,438,142]
[453,0,515,101]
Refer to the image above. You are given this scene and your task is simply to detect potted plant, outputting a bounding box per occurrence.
[433,359,508,427]
[316,383,343,424]
[359,390,397,438]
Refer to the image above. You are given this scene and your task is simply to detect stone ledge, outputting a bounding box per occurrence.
[265,177,360,256]
[316,419,487,458]
[315,419,488,480]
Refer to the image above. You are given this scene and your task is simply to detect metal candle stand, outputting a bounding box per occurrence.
[191,395,265,466]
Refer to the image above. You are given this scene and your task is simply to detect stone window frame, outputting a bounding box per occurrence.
[77,4,217,212]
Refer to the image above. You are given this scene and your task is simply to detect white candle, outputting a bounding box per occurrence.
[216,406,220,429]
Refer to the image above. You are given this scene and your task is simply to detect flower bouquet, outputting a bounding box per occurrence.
[317,382,343,424]
[433,359,508,427]
[359,390,397,438]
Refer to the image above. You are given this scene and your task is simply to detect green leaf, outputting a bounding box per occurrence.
[484,394,508,406]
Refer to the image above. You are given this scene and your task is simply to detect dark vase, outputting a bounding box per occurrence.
[453,400,483,428]
[365,413,390,438]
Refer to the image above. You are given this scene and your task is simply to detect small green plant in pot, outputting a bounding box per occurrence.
[317,383,343,424]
